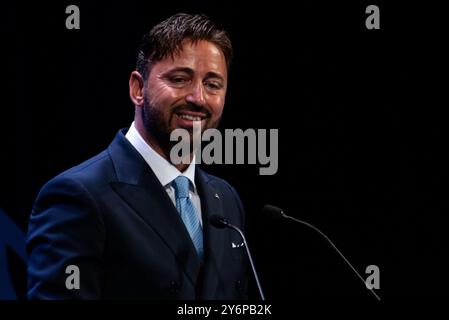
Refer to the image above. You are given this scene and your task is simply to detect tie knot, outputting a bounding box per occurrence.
[172,176,190,199]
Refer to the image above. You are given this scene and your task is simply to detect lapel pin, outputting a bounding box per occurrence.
[214,193,220,199]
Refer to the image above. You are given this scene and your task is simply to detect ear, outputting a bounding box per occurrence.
[129,71,145,107]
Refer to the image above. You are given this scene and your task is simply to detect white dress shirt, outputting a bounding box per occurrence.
[125,122,202,225]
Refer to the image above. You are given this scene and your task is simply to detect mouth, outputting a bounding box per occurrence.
[174,110,209,129]
[177,114,204,121]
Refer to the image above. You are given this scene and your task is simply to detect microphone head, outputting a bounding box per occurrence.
[210,215,228,229]
[263,204,285,220]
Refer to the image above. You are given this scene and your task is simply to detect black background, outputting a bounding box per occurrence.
[1,0,447,300]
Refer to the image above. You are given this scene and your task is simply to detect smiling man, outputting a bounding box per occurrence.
[27,13,248,299]
[130,30,227,169]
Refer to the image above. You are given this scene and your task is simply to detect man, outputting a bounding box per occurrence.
[27,13,248,299]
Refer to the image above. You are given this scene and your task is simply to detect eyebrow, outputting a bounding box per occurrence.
[163,67,225,82]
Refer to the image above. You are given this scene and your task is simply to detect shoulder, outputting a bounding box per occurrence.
[57,150,113,184]
[31,150,116,218]
[39,150,113,195]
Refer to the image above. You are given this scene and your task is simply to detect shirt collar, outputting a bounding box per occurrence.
[125,122,197,190]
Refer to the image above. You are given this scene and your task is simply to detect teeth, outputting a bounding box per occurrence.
[179,114,201,121]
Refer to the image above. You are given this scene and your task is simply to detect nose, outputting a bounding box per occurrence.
[185,82,206,107]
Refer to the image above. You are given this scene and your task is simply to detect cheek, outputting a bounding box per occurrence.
[209,96,226,117]
[147,84,178,110]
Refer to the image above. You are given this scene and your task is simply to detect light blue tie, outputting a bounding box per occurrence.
[171,176,203,259]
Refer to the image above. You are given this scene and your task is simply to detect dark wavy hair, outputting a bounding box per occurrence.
[136,13,233,81]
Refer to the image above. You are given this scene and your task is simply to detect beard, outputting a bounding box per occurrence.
[141,94,175,155]
[141,91,222,160]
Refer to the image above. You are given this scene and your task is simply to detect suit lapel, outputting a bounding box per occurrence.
[107,130,202,287]
[195,168,226,299]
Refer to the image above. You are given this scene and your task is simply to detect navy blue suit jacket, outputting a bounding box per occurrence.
[27,129,248,299]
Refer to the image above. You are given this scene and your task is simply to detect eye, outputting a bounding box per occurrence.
[165,73,191,87]
[170,76,188,84]
[205,81,223,90]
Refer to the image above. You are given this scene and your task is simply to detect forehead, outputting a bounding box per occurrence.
[151,40,227,78]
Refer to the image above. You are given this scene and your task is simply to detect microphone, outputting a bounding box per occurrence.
[263,205,381,301]
[210,215,265,301]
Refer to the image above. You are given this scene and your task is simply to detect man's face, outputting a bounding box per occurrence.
[142,39,228,151]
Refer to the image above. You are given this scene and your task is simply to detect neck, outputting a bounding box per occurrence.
[134,117,192,172]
